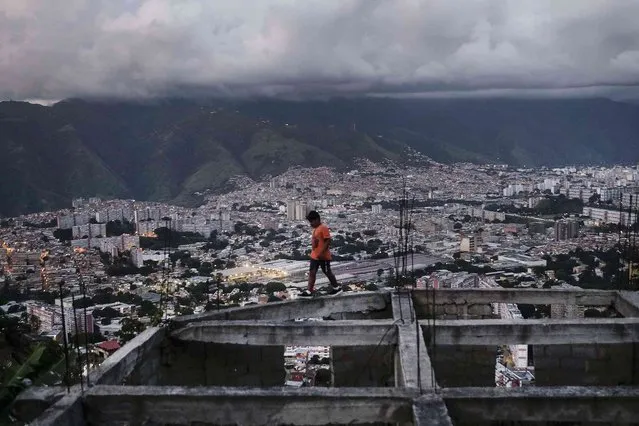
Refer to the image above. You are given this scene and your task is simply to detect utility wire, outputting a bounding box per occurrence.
[57,280,70,393]
[70,292,84,393]
[74,256,91,387]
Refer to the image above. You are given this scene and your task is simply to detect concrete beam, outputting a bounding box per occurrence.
[89,326,165,385]
[616,291,639,317]
[83,386,416,425]
[392,292,415,323]
[397,324,436,389]
[172,292,390,324]
[412,395,454,426]
[442,386,639,424]
[426,318,639,345]
[392,292,438,390]
[22,328,164,423]
[31,393,84,426]
[413,288,617,307]
[171,320,397,346]
[12,387,66,423]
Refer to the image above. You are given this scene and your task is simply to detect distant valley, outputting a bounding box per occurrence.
[1,97,639,216]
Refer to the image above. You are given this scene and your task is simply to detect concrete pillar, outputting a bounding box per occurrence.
[331,346,395,387]
[431,345,496,387]
[534,343,639,386]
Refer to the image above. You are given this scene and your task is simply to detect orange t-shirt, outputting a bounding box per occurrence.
[311,224,332,260]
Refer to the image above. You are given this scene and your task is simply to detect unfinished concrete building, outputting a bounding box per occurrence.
[17,288,639,425]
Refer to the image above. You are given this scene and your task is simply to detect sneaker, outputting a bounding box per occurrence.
[326,286,343,296]
[299,290,314,298]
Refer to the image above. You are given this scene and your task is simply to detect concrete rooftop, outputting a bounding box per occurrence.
[17,288,639,425]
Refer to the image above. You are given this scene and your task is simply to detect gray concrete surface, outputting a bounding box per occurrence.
[617,291,639,317]
[413,288,617,307]
[413,395,454,426]
[443,386,639,424]
[83,386,416,425]
[173,291,391,323]
[172,319,397,346]
[428,317,639,345]
[26,288,639,425]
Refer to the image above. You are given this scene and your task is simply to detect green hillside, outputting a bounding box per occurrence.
[1,97,639,217]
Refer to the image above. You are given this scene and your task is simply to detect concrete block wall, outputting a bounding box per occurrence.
[415,300,497,387]
[157,340,286,386]
[125,339,172,385]
[331,346,395,387]
[430,345,496,387]
[125,353,161,385]
[534,343,639,386]
[416,302,497,320]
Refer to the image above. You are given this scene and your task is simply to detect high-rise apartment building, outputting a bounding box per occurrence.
[554,220,579,241]
[286,200,312,221]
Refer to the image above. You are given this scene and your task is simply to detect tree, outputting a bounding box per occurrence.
[266,282,287,293]
[93,307,120,319]
[532,266,546,276]
[365,283,379,292]
[177,306,195,316]
[138,300,159,318]
[106,220,136,237]
[453,222,463,230]
[72,297,94,309]
[376,268,384,278]
[53,228,72,241]
[115,318,145,343]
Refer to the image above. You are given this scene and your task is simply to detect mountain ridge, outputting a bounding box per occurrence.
[1,97,639,216]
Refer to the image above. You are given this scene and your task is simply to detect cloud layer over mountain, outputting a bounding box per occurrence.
[2,0,639,100]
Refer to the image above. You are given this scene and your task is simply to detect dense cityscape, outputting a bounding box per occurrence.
[3,1,639,423]
[2,151,639,413]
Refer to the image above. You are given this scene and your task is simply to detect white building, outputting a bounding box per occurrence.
[498,303,528,369]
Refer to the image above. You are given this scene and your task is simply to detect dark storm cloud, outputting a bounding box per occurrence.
[2,0,639,100]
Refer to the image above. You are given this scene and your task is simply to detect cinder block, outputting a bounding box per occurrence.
[467,304,491,316]
[444,304,458,315]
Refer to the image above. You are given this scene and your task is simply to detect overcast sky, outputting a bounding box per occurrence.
[2,0,639,101]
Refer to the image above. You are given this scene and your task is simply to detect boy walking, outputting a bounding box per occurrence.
[299,211,342,297]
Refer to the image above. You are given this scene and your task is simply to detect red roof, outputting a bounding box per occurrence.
[97,340,121,352]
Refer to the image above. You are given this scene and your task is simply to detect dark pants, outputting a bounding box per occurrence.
[309,259,331,274]
[308,259,337,291]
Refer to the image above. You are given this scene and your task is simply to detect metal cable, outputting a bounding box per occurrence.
[70,292,84,393]
[57,280,71,393]
[74,256,91,387]
[431,282,438,393]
